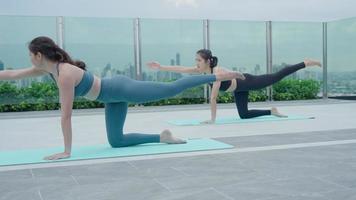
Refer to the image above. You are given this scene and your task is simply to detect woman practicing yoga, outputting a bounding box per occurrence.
[147,49,322,124]
[0,37,245,160]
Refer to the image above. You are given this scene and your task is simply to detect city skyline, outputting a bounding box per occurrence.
[1,52,354,96]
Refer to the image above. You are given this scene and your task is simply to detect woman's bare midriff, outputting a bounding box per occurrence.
[214,66,238,93]
[82,75,101,101]
[225,79,237,92]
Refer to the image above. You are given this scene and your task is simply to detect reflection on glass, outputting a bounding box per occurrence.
[272,22,323,83]
[210,20,266,75]
[328,17,356,96]
[64,17,135,78]
[209,20,267,102]
[141,19,204,98]
[0,16,57,104]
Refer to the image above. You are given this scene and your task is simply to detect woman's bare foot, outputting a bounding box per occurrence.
[271,107,287,118]
[216,71,245,81]
[160,129,187,144]
[304,59,322,67]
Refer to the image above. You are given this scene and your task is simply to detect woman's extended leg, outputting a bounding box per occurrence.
[232,63,306,119]
[99,71,242,104]
[236,62,307,91]
[232,60,321,119]
[123,74,217,103]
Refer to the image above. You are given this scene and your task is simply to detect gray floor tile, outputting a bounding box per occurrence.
[0,169,33,179]
[0,189,41,200]
[2,120,356,200]
[168,187,233,200]
[215,176,345,199]
[217,128,356,148]
[39,178,167,200]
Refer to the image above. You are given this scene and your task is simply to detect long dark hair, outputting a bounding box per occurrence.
[196,49,218,72]
[28,36,86,70]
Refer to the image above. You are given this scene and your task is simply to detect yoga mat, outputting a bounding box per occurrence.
[0,138,233,166]
[167,115,315,126]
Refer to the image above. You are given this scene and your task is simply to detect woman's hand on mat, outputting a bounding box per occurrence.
[44,152,71,160]
[200,119,215,124]
[146,61,161,70]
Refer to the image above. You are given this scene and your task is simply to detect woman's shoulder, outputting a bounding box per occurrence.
[60,62,77,68]
[57,62,84,81]
[59,62,84,73]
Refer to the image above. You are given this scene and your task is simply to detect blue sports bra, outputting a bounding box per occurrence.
[48,63,94,97]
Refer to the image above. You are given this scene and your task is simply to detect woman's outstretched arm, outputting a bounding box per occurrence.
[44,68,75,160]
[0,66,46,80]
[146,61,200,74]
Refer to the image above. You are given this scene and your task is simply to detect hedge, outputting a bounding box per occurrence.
[0,79,320,112]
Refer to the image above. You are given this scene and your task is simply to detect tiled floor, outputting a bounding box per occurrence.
[1,99,356,200]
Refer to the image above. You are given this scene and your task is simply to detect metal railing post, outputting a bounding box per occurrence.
[203,19,210,103]
[134,18,142,80]
[56,16,64,49]
[322,22,328,99]
[266,21,273,101]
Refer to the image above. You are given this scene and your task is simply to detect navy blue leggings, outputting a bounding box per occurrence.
[234,62,306,119]
[96,74,216,147]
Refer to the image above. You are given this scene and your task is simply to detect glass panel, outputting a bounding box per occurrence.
[272,22,323,78]
[272,22,323,98]
[140,19,204,99]
[210,20,267,102]
[0,16,57,105]
[328,18,356,96]
[210,20,266,74]
[64,17,135,78]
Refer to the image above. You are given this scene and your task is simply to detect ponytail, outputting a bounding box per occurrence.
[209,56,218,68]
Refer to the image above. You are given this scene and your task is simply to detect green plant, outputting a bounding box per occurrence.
[272,79,321,100]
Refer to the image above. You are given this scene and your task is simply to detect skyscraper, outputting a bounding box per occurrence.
[176,53,181,66]
[101,63,112,77]
[0,60,4,71]
[254,64,261,75]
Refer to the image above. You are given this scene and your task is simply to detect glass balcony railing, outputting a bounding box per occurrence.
[0,15,355,106]
[328,18,356,96]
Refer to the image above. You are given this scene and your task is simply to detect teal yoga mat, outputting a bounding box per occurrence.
[167,115,315,126]
[0,138,233,166]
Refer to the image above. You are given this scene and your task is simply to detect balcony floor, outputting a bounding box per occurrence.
[1,99,356,200]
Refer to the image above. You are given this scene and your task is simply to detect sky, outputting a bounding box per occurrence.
[0,0,356,22]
